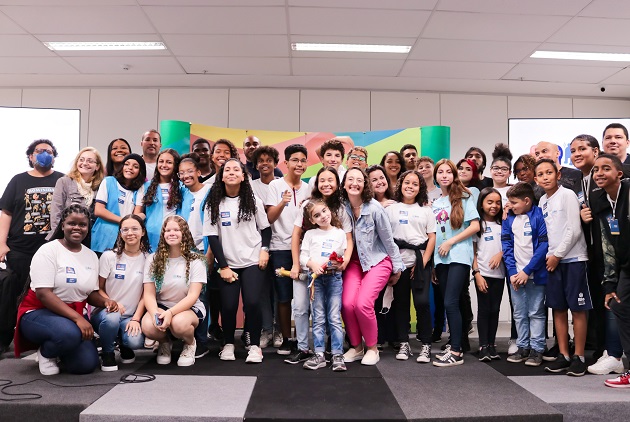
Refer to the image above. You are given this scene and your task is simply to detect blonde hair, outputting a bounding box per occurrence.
[67,147,104,191]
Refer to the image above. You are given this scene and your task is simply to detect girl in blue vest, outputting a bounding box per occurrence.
[92,154,146,254]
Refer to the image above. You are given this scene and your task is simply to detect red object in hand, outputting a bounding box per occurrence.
[322,251,344,270]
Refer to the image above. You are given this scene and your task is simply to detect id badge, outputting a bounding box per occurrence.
[609,218,620,235]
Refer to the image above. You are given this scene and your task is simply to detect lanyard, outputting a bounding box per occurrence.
[606,183,622,218]
[582,175,592,207]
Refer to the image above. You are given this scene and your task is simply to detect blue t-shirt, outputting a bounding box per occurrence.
[432,194,479,266]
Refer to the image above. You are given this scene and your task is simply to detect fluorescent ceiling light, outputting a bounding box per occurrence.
[43,41,167,51]
[531,50,630,62]
[292,43,411,53]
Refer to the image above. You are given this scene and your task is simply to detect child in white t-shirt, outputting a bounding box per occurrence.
[300,199,350,371]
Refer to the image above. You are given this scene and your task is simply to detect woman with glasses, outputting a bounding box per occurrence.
[49,147,105,245]
[91,214,150,371]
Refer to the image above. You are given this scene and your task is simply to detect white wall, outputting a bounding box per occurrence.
[3,87,630,323]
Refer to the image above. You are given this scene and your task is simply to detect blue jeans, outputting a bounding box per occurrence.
[606,309,624,358]
[510,280,546,352]
[312,273,343,355]
[90,309,145,353]
[293,278,311,351]
[435,263,470,352]
[20,309,99,374]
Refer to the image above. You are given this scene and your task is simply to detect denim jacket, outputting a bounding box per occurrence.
[344,199,405,273]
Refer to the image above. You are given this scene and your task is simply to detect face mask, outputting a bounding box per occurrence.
[35,151,53,168]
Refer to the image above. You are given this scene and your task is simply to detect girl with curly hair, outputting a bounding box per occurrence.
[203,158,271,363]
[91,214,151,371]
[141,215,207,367]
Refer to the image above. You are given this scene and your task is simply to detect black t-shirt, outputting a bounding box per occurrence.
[245,160,283,180]
[558,167,582,194]
[0,171,64,255]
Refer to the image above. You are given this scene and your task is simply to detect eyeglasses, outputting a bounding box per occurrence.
[491,166,510,173]
[78,158,97,165]
[289,158,308,164]
[34,148,53,155]
[346,177,365,184]
[120,227,141,234]
[178,170,197,177]
[349,154,366,162]
[514,166,530,174]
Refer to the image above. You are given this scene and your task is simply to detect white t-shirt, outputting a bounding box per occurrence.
[96,179,144,217]
[202,174,216,187]
[185,184,210,251]
[512,214,534,278]
[294,201,352,233]
[386,202,436,268]
[145,162,156,181]
[539,186,588,262]
[300,227,347,270]
[143,254,207,317]
[29,240,99,303]
[476,221,506,278]
[265,178,311,251]
[203,196,270,269]
[251,178,275,205]
[98,250,146,317]
[160,182,177,219]
[495,186,510,207]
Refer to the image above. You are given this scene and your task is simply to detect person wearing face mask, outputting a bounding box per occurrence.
[0,139,64,355]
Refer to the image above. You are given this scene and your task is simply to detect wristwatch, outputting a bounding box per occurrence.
[261,246,270,252]
[471,268,480,276]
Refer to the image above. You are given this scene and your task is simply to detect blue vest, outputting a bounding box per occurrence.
[144,181,194,251]
[91,177,138,253]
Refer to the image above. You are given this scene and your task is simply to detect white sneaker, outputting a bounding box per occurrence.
[246,345,263,363]
[507,339,518,355]
[144,338,157,349]
[260,331,272,349]
[220,343,236,361]
[343,347,364,363]
[416,344,431,363]
[273,331,283,348]
[361,349,380,365]
[588,351,625,375]
[156,340,172,365]
[177,340,196,367]
[395,342,412,361]
[37,348,60,376]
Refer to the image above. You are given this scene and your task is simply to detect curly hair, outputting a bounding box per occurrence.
[68,147,105,191]
[491,143,513,167]
[111,214,151,257]
[51,204,92,240]
[310,166,343,212]
[513,154,536,173]
[142,149,182,209]
[433,159,471,230]
[341,167,374,204]
[149,215,206,293]
[394,170,428,206]
[204,158,257,225]
[252,145,280,166]
[302,198,342,231]
[26,139,58,168]
[366,164,393,200]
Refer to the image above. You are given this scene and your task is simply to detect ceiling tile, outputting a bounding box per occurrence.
[0,11,27,34]
[144,6,287,34]
[410,39,538,63]
[579,0,630,18]
[423,11,570,42]
[502,63,621,83]
[436,0,590,16]
[292,58,404,76]
[598,67,630,84]
[0,57,78,74]
[548,17,630,46]
[64,56,184,74]
[162,34,289,57]
[141,0,284,4]
[0,35,55,56]
[288,0,437,10]
[400,61,515,79]
[289,7,430,37]
[178,57,290,75]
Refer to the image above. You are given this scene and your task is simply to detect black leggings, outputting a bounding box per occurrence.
[475,276,505,347]
[394,268,432,344]
[220,265,264,346]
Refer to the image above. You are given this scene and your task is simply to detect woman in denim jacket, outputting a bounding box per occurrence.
[340,168,404,366]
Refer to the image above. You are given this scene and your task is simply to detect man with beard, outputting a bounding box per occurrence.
[0,139,63,355]
[140,129,161,180]
[244,135,283,180]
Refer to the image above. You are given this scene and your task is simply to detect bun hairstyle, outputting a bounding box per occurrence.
[491,143,513,166]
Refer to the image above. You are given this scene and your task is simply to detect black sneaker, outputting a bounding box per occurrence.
[507,347,530,363]
[101,352,118,372]
[432,350,464,367]
[323,350,333,363]
[195,343,210,359]
[277,338,292,356]
[119,346,136,364]
[543,343,559,361]
[241,331,251,351]
[525,350,543,367]
[567,355,587,377]
[208,325,224,342]
[478,346,491,362]
[431,330,442,343]
[488,345,500,360]
[545,354,571,373]
[284,350,313,364]
[440,341,451,351]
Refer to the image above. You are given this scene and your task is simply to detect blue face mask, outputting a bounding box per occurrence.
[35,151,53,168]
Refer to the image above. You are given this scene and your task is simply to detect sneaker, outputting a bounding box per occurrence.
[219,343,236,361]
[177,340,196,367]
[432,350,463,367]
[525,350,543,367]
[544,354,571,373]
[303,353,327,370]
[119,346,136,364]
[37,348,60,376]
[432,330,442,343]
[144,338,157,349]
[324,350,333,363]
[101,352,118,372]
[416,344,431,363]
[156,341,172,365]
[361,349,380,365]
[241,331,251,351]
[285,349,313,364]
[331,354,347,371]
[343,347,365,363]
[507,339,518,355]
[208,325,224,342]
[543,343,559,362]
[395,342,412,361]
[566,355,587,377]
[440,341,451,351]
[246,345,263,363]
[277,338,292,356]
[588,351,626,375]
[260,331,272,349]
[389,341,401,351]
[507,347,530,363]
[605,370,630,388]
[273,330,283,348]
[415,333,422,342]
[436,343,452,359]
[488,345,500,360]
[194,343,210,359]
[478,346,491,362]
[376,343,384,351]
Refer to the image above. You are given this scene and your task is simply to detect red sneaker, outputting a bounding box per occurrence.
[605,370,630,388]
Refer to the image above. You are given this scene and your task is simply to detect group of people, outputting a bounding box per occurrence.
[0,125,628,389]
